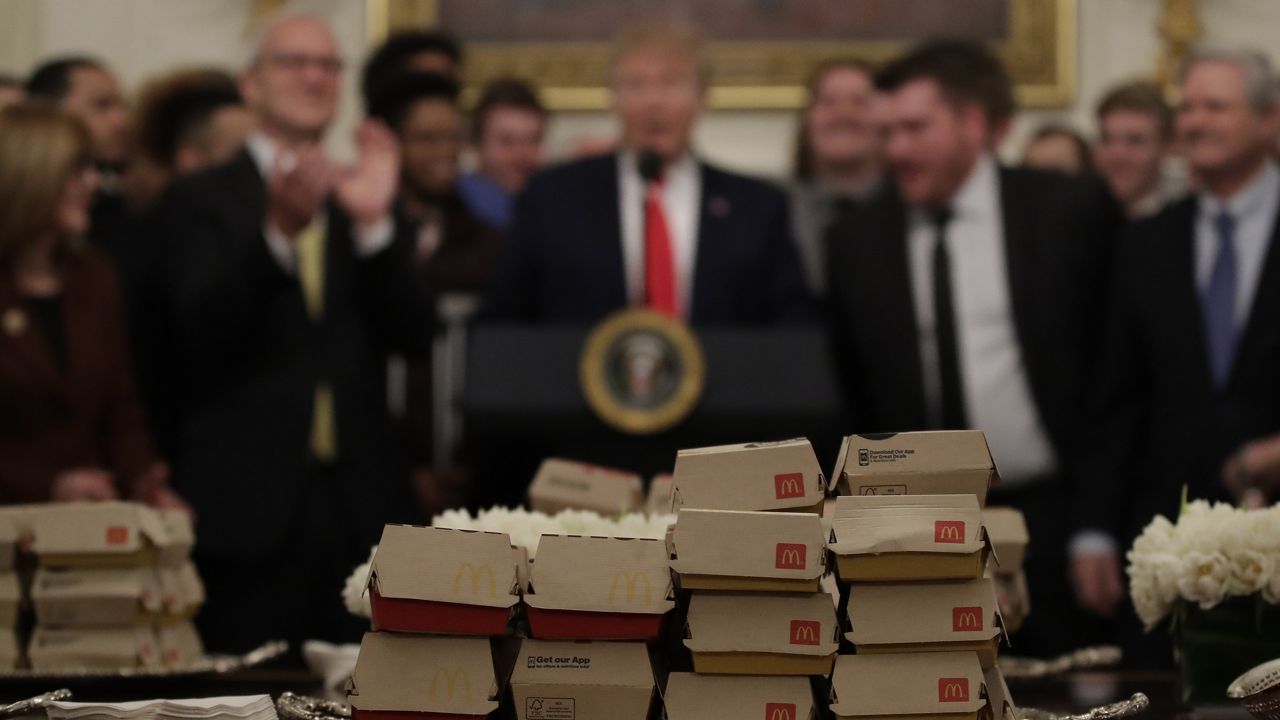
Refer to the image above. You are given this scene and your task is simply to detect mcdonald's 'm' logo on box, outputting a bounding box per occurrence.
[429,668,473,703]
[607,571,652,606]
[775,543,806,570]
[106,526,129,546]
[452,563,497,598]
[789,619,820,646]
[952,606,983,632]
[765,703,796,720]
[774,473,805,499]
[934,520,965,544]
[938,677,970,703]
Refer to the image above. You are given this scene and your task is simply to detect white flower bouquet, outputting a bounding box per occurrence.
[1127,500,1280,631]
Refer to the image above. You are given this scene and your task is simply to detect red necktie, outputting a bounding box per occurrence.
[644,179,678,317]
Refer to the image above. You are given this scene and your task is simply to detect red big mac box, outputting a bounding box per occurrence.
[366,525,522,636]
[346,632,500,720]
[523,535,672,640]
[671,439,826,515]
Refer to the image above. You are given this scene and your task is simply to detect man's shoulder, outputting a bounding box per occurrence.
[524,153,616,194]
[163,151,260,210]
[1126,193,1197,245]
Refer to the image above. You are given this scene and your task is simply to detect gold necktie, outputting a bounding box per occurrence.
[295,218,337,462]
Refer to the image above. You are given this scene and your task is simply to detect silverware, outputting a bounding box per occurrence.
[275,693,351,720]
[0,689,72,717]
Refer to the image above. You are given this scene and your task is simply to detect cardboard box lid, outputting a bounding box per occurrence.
[663,672,814,719]
[512,639,653,688]
[368,525,520,609]
[833,432,998,504]
[983,508,1029,571]
[669,509,825,581]
[32,567,163,611]
[984,666,1018,720]
[829,495,987,556]
[347,633,498,715]
[684,592,838,656]
[28,502,168,557]
[525,535,673,615]
[829,652,987,717]
[672,439,825,512]
[528,458,644,515]
[845,579,1003,645]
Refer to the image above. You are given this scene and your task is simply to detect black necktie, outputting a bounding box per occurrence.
[930,207,967,430]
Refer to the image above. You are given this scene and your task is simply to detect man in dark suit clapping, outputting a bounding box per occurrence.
[154,14,432,654]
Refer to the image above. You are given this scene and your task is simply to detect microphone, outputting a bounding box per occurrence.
[638,149,664,184]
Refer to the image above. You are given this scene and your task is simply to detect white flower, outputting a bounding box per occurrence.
[1177,551,1231,610]
[342,546,377,619]
[1130,571,1169,631]
[1225,549,1274,596]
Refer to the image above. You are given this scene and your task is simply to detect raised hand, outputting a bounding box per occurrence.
[336,119,400,230]
[267,144,335,238]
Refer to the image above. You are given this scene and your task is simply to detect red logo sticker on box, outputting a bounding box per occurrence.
[105,526,129,546]
[789,619,820,646]
[766,703,797,720]
[775,543,806,570]
[938,678,970,703]
[934,520,965,544]
[773,473,805,500]
[952,606,984,632]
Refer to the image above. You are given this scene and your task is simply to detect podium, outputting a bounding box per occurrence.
[462,324,845,506]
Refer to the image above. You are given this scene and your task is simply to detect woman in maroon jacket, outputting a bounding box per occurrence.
[0,103,185,510]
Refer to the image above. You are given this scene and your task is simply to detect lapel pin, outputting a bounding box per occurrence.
[2,307,26,338]
[709,196,731,218]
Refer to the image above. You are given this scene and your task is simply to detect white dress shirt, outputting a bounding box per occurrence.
[618,151,701,318]
[1195,160,1280,329]
[245,132,394,274]
[906,154,1057,486]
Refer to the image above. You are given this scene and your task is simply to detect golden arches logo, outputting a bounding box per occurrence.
[937,678,970,703]
[452,563,497,598]
[934,520,965,544]
[765,702,796,720]
[952,606,983,632]
[607,571,652,606]
[428,668,473,703]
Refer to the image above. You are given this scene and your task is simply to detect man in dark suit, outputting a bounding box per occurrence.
[825,41,1116,657]
[154,14,431,655]
[483,22,810,325]
[1072,48,1280,667]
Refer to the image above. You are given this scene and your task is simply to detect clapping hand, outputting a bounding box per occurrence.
[336,119,400,231]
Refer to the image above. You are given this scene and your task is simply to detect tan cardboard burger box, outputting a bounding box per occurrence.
[646,474,674,516]
[844,579,1005,669]
[28,502,169,568]
[0,628,17,670]
[524,535,672,640]
[0,511,17,572]
[833,432,998,505]
[32,567,163,628]
[671,439,826,514]
[989,567,1030,634]
[984,666,1018,720]
[668,509,826,593]
[511,639,655,720]
[0,572,19,628]
[157,620,204,668]
[829,495,993,583]
[156,509,195,568]
[528,458,644,516]
[982,508,1028,574]
[158,561,206,619]
[366,524,521,635]
[829,651,988,720]
[662,672,816,720]
[346,632,500,720]
[684,592,838,676]
[28,625,162,671]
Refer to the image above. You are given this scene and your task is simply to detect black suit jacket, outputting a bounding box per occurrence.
[825,166,1116,470]
[156,150,433,559]
[482,153,812,325]
[1078,193,1280,541]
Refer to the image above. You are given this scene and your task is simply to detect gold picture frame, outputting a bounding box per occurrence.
[367,0,1076,110]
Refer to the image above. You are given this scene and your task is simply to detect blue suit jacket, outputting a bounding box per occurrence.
[482,153,812,325]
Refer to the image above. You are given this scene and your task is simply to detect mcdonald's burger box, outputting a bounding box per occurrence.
[829,495,992,583]
[524,535,673,640]
[347,632,500,720]
[510,639,655,720]
[158,561,206,618]
[984,666,1018,720]
[668,509,826,592]
[366,524,520,635]
[0,572,18,628]
[28,502,169,568]
[989,568,1030,634]
[829,652,988,720]
[663,672,816,720]
[156,508,196,567]
[844,580,1005,669]
[158,620,204,668]
[528,458,645,516]
[684,592,838,675]
[982,508,1028,575]
[32,567,163,627]
[28,626,162,671]
[671,439,826,514]
[833,431,997,506]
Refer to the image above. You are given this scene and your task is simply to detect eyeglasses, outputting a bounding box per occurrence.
[265,52,344,76]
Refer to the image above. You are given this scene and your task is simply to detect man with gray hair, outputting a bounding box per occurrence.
[1071,47,1280,667]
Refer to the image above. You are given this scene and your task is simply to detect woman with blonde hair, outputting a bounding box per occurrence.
[0,103,186,510]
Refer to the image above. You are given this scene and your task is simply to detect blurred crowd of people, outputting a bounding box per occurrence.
[1,13,1280,669]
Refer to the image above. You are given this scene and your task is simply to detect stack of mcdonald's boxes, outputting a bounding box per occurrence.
[21,502,204,671]
[0,513,18,670]
[347,523,523,719]
[664,439,832,720]
[825,431,1017,720]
